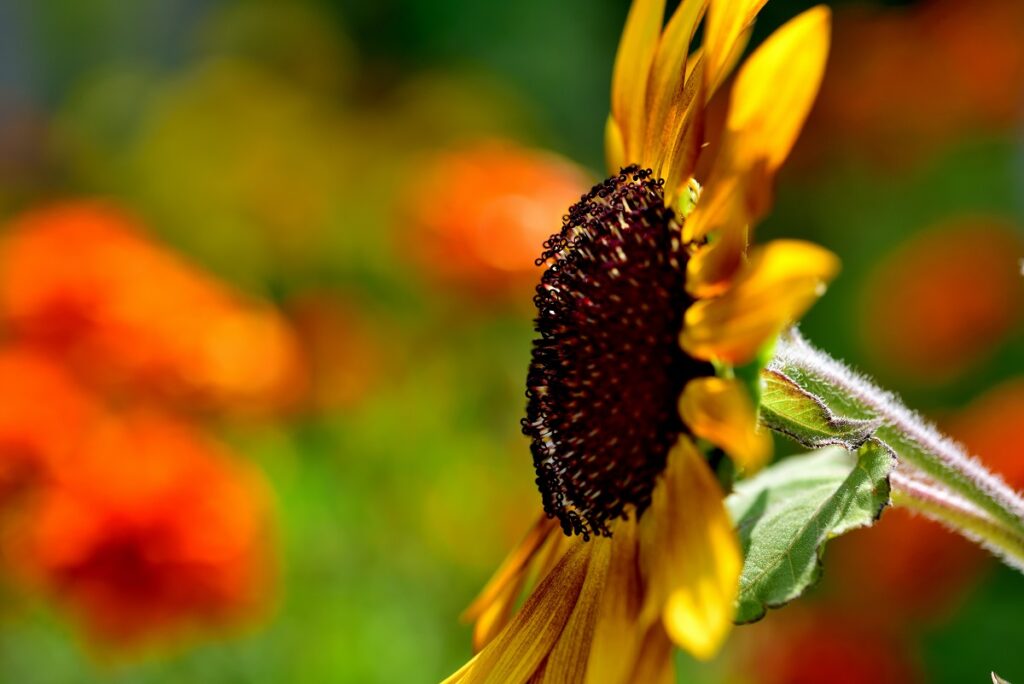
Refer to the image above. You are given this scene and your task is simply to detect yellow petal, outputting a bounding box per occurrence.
[680,239,840,364]
[585,518,644,684]
[702,0,767,96]
[537,526,577,580]
[646,0,706,119]
[679,377,772,472]
[681,166,739,243]
[538,537,613,683]
[686,7,830,260]
[443,656,476,684]
[455,542,592,684]
[471,571,529,653]
[660,57,707,205]
[639,436,741,660]
[605,115,626,174]
[464,516,566,651]
[642,0,707,165]
[463,515,557,613]
[628,624,676,684]
[611,0,666,162]
[527,661,548,683]
[726,6,831,187]
[685,196,748,297]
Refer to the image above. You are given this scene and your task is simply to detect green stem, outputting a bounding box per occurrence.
[769,329,1024,546]
[891,469,1024,571]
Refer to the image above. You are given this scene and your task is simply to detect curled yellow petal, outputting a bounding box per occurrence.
[679,377,772,472]
[642,0,707,166]
[702,0,767,96]
[682,168,739,243]
[611,0,666,162]
[639,436,741,660]
[685,202,748,297]
[680,239,840,364]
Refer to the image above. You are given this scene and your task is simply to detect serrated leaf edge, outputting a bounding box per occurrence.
[734,442,894,624]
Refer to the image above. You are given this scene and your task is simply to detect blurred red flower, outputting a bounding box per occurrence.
[0,200,291,653]
[402,139,591,299]
[7,410,276,650]
[795,0,1024,170]
[733,608,923,684]
[860,217,1023,384]
[0,201,307,414]
[827,507,988,624]
[0,348,99,501]
[947,379,1024,491]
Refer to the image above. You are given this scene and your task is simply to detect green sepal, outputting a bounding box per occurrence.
[759,369,880,450]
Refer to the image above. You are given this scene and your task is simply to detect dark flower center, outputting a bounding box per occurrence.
[523,166,710,539]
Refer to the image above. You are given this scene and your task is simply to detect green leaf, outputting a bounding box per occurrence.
[769,331,1024,556]
[759,369,880,450]
[727,444,895,623]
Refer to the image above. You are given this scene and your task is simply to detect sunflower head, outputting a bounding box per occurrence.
[525,166,712,539]
[449,3,841,680]
[524,0,839,541]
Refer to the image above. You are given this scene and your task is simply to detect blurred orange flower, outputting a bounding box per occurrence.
[402,139,591,299]
[795,0,1024,170]
[0,201,307,414]
[0,348,99,500]
[7,410,275,650]
[860,217,1023,384]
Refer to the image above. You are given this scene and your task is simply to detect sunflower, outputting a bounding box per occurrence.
[446,1,839,681]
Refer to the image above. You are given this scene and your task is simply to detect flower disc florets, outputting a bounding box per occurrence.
[524,166,710,539]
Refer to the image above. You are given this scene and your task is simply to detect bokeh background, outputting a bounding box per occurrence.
[0,0,1022,682]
